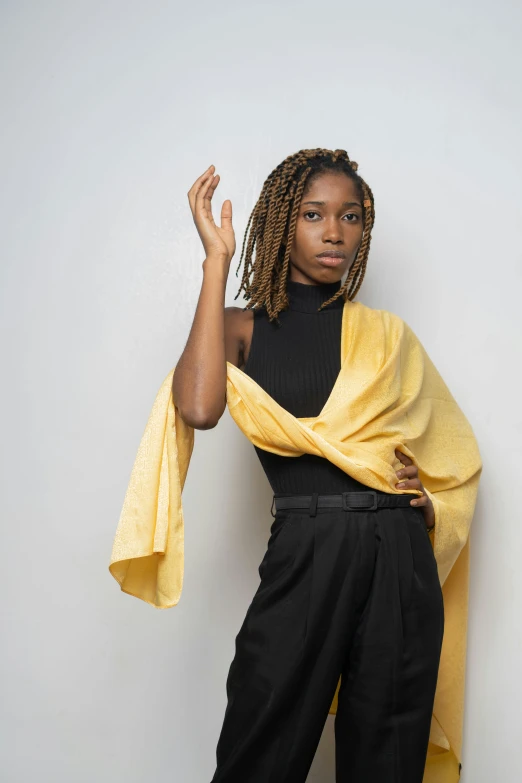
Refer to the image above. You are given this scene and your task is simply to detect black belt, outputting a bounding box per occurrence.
[271,490,416,516]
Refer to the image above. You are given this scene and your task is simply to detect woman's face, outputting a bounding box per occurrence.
[289,171,365,285]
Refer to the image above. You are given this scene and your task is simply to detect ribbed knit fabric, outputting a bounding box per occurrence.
[243,277,388,496]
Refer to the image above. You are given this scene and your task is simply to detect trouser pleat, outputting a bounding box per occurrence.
[210,505,444,783]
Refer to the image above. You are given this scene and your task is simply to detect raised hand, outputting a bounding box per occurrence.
[187,164,236,266]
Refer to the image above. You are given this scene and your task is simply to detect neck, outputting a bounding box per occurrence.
[285,276,344,313]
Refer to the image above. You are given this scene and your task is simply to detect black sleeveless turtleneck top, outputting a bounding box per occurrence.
[242,277,382,496]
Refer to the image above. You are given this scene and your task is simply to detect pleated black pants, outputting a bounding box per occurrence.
[210,502,444,783]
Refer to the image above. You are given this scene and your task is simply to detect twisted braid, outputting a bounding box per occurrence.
[233,148,375,321]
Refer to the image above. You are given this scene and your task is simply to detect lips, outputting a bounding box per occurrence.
[316,255,344,267]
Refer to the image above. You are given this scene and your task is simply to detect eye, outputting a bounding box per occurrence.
[303,211,360,222]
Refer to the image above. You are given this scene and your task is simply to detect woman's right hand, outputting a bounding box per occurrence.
[187,164,236,268]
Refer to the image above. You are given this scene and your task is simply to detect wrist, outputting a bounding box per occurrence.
[202,256,230,282]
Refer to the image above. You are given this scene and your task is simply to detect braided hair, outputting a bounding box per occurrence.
[233,148,375,322]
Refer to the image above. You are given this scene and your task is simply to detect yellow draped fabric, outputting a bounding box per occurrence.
[109,299,482,782]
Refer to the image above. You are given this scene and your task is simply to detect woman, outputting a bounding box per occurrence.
[109,148,482,783]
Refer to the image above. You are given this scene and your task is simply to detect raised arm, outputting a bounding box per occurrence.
[172,164,239,430]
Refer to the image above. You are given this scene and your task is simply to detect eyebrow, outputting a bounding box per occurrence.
[301,200,362,208]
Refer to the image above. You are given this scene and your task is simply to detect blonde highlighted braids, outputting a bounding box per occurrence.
[233,148,375,322]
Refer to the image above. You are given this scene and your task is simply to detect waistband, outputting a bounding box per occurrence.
[271,490,416,517]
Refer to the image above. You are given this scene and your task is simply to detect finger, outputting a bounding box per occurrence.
[396,477,422,490]
[188,170,214,216]
[196,174,219,224]
[188,166,215,214]
[188,165,215,194]
[410,494,428,507]
[395,449,414,467]
[196,172,217,205]
[396,464,418,479]
[205,177,221,226]
[220,198,233,231]
[201,174,220,219]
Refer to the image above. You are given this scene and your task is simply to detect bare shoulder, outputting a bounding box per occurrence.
[224,306,254,369]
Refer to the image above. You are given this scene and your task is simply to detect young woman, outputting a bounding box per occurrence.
[110,147,481,783]
[172,148,439,782]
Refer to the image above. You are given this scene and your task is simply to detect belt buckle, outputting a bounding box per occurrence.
[342,491,378,511]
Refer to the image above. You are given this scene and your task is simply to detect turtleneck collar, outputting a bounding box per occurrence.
[286,277,344,313]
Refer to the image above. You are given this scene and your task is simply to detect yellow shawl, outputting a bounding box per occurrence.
[109,299,482,783]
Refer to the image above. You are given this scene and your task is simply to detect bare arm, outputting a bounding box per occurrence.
[172,164,239,430]
[173,265,242,429]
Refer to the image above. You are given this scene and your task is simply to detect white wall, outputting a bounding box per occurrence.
[1,1,521,781]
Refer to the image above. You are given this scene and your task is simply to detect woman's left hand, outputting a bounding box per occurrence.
[394,449,435,531]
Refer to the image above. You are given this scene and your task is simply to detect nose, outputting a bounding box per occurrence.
[322,217,343,243]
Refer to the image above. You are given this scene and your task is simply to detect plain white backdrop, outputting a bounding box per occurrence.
[1,1,521,781]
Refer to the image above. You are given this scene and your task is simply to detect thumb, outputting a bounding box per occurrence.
[220,199,233,231]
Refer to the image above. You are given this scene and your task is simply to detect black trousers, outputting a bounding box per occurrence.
[210,501,444,783]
